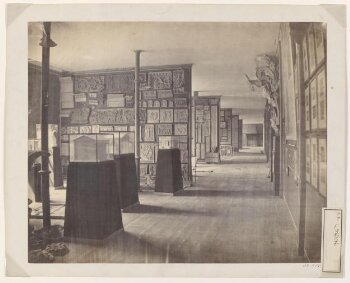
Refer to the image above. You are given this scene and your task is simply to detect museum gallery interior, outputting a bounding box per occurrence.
[27,22,327,263]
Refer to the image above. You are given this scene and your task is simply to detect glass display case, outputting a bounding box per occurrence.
[69,134,115,162]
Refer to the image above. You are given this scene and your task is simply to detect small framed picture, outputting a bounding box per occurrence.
[317,69,326,129]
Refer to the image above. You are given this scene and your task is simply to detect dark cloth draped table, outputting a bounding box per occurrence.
[64,160,123,240]
[155,149,183,194]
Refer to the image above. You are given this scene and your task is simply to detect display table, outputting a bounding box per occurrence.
[155,149,183,194]
[114,154,139,209]
[64,160,123,240]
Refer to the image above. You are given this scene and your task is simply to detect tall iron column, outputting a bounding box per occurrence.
[39,22,57,228]
[134,50,142,190]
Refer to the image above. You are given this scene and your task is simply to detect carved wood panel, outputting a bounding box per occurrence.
[74,76,105,93]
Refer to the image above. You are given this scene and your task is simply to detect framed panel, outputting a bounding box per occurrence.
[105,73,134,93]
[157,89,173,99]
[210,105,218,149]
[156,124,173,136]
[314,23,325,66]
[305,86,310,131]
[140,143,155,163]
[174,109,188,123]
[147,109,160,123]
[159,109,174,123]
[318,138,327,197]
[310,79,318,130]
[197,124,202,143]
[307,26,316,75]
[143,124,155,142]
[311,137,318,189]
[148,71,172,89]
[317,69,327,129]
[106,93,124,107]
[153,100,161,108]
[174,124,187,136]
[302,36,309,81]
[306,138,311,183]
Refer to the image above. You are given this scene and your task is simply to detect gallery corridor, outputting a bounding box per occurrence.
[53,150,306,263]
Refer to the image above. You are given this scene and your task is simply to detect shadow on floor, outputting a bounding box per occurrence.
[59,229,186,263]
[219,159,267,164]
[174,188,275,198]
[122,203,207,216]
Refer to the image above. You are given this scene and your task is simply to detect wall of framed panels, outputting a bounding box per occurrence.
[219,108,233,156]
[302,23,327,261]
[303,23,327,198]
[193,95,220,161]
[59,65,192,183]
[279,23,327,261]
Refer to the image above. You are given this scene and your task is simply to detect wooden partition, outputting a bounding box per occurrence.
[219,108,233,156]
[193,95,220,161]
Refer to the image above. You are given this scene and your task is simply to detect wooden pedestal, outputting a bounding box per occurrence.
[64,161,123,240]
[114,154,139,209]
[155,149,183,194]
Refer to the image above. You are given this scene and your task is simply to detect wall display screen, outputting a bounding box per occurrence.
[60,65,192,181]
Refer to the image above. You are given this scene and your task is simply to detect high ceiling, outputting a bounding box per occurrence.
[29,22,280,116]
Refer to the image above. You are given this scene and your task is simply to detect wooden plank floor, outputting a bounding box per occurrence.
[43,149,307,263]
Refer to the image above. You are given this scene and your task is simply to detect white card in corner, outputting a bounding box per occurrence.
[322,209,342,273]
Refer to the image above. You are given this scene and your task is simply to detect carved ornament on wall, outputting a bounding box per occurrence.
[246,54,280,136]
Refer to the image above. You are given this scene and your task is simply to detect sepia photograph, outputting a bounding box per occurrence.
[3,1,348,279]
